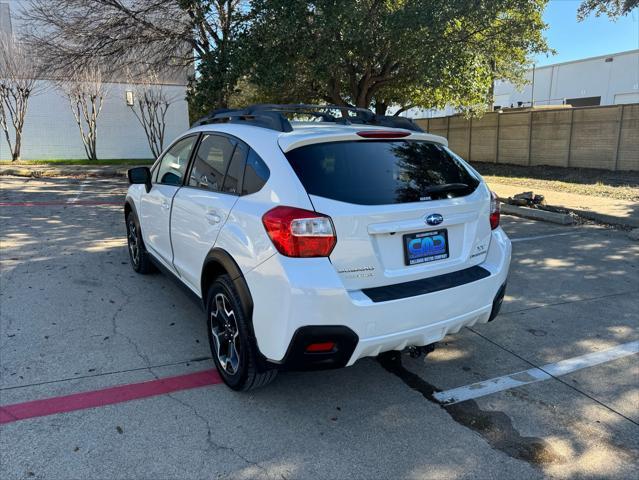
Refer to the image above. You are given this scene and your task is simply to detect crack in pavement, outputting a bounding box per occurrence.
[0,311,17,350]
[164,390,280,479]
[109,282,156,376]
[97,275,278,478]
[0,357,213,392]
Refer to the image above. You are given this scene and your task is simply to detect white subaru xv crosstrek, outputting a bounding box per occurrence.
[124,105,511,391]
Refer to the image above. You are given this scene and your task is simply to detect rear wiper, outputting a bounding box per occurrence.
[422,183,469,195]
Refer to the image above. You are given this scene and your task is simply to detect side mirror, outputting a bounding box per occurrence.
[128,167,152,193]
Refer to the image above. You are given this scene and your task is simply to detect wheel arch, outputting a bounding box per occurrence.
[124,198,143,244]
[124,197,137,220]
[201,248,270,371]
[201,248,254,319]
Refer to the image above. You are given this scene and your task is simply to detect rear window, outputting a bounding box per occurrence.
[284,140,480,205]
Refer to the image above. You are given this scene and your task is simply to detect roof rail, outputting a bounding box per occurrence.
[191,108,294,132]
[191,104,424,133]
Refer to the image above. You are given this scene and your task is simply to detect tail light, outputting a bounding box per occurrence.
[262,206,337,257]
[490,191,500,230]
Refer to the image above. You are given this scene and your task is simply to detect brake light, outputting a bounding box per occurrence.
[262,206,337,257]
[490,191,500,230]
[356,130,411,138]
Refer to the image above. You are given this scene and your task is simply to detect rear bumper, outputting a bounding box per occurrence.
[246,228,511,367]
[347,294,497,366]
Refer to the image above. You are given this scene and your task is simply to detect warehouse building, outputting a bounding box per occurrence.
[495,49,639,109]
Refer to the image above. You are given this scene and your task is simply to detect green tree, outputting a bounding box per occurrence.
[182,0,253,120]
[578,0,638,19]
[246,0,549,115]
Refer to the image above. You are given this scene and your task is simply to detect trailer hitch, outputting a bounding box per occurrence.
[406,343,437,359]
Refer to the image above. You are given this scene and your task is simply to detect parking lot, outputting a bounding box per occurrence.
[1,176,637,479]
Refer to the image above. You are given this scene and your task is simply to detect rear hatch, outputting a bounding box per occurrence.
[283,137,492,291]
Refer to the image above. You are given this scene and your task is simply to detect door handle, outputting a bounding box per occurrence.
[206,211,222,224]
[161,200,170,210]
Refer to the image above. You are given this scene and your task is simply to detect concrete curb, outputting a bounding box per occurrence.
[569,208,639,229]
[500,204,574,225]
[501,202,639,228]
[0,167,131,178]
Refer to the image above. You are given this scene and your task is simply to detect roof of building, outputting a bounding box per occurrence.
[534,48,639,70]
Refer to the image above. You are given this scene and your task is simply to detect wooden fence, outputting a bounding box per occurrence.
[415,103,639,171]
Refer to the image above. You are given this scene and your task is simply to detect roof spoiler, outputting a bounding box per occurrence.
[191,104,424,133]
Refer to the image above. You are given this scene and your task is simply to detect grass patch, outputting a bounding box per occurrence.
[0,159,154,166]
[474,162,639,202]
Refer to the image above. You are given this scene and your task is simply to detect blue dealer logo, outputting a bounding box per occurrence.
[426,214,444,226]
[408,234,447,257]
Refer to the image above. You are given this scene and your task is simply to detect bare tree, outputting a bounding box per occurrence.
[22,0,190,74]
[0,34,43,161]
[127,71,178,158]
[21,1,249,108]
[60,65,107,161]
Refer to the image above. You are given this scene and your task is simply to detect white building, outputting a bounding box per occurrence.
[495,49,639,109]
[0,0,190,161]
[403,49,639,118]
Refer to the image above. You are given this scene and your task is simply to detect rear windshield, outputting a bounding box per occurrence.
[284,140,480,205]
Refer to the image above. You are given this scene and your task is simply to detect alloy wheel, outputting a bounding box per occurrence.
[210,293,241,375]
[127,218,140,267]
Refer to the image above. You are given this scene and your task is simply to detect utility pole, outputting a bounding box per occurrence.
[530,64,536,108]
[488,58,496,111]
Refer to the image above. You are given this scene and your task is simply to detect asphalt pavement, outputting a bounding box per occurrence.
[1,176,637,480]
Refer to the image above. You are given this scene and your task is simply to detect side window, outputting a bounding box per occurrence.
[155,136,197,186]
[242,149,270,195]
[221,142,247,195]
[188,134,236,192]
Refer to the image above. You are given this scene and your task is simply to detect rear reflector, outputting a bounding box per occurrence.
[356,130,411,138]
[305,342,336,353]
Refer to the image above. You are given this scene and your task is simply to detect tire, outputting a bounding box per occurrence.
[206,275,277,391]
[125,211,155,274]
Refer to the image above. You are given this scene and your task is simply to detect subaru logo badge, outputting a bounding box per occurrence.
[426,213,444,226]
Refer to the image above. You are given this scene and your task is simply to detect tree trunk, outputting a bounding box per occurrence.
[374,101,387,115]
[89,124,98,160]
[11,139,21,162]
[13,131,21,161]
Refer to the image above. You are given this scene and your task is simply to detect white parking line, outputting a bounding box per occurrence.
[510,231,578,243]
[67,181,86,204]
[433,341,639,405]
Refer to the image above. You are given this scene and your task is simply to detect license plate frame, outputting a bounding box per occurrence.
[403,229,449,266]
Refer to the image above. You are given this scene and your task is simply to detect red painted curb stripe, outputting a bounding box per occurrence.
[0,200,123,207]
[0,369,222,425]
